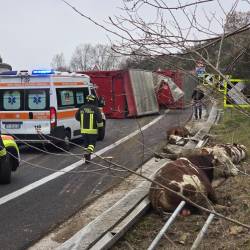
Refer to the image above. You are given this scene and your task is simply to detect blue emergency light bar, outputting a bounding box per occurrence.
[0,71,18,75]
[32,69,55,75]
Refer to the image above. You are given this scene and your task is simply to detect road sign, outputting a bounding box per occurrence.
[196,67,205,77]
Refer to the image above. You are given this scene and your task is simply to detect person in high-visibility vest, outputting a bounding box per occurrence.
[0,136,7,164]
[75,95,103,163]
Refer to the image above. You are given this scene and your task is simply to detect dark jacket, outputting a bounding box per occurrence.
[75,104,103,135]
[192,89,204,101]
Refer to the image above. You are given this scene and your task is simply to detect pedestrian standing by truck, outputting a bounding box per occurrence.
[75,95,104,163]
[191,86,205,120]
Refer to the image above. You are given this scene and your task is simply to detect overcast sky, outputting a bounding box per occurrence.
[0,0,249,71]
[0,0,123,71]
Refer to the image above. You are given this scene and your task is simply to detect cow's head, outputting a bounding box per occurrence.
[202,146,239,178]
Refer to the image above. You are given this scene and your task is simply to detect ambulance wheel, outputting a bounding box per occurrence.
[98,125,105,141]
[0,155,11,184]
[62,130,71,151]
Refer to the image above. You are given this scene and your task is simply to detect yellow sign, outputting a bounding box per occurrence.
[202,74,231,92]
[224,79,250,108]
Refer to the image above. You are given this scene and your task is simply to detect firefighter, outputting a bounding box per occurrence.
[75,95,103,163]
[0,136,7,165]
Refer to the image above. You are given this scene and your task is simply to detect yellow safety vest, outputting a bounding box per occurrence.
[0,135,19,157]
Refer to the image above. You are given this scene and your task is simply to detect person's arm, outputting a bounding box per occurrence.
[75,108,81,121]
[191,90,196,99]
[200,90,205,99]
[95,108,104,128]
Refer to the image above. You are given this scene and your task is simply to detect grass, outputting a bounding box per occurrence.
[212,108,250,151]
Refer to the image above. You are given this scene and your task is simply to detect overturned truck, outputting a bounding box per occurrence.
[82,69,184,118]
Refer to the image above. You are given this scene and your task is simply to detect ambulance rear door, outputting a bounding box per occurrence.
[0,76,51,141]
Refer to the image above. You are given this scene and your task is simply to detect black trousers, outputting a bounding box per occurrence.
[82,134,98,153]
[193,101,202,119]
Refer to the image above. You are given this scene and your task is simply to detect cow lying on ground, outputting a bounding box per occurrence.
[163,143,247,178]
[149,154,217,216]
[214,143,247,164]
[196,143,247,177]
[166,126,191,146]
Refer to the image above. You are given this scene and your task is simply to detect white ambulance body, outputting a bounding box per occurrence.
[0,70,106,149]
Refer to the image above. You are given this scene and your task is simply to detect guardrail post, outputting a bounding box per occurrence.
[147,201,186,250]
[191,213,215,250]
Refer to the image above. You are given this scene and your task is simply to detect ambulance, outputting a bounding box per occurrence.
[0,70,106,150]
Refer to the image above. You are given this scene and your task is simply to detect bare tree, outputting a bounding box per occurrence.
[93,44,123,70]
[70,43,94,71]
[51,52,68,71]
[70,43,123,71]
[62,1,250,74]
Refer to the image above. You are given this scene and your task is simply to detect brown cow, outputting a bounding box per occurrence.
[149,154,217,216]
[197,143,247,177]
[166,126,190,146]
[163,143,247,178]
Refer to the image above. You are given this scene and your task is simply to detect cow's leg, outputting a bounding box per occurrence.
[207,187,217,204]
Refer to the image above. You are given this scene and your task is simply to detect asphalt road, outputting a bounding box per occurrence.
[0,108,191,250]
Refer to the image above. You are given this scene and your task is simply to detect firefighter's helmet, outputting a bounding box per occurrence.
[86,95,96,103]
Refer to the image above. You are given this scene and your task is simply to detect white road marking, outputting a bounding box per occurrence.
[0,114,164,206]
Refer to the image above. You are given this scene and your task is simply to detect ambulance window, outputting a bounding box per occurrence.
[75,88,89,107]
[3,91,22,110]
[27,90,48,110]
[58,89,75,107]
[76,91,84,105]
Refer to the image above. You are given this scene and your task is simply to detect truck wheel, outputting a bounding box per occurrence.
[0,154,12,184]
[62,130,71,151]
[98,123,105,141]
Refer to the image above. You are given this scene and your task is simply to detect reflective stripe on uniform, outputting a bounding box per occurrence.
[81,129,98,134]
[0,148,7,157]
[97,121,104,128]
[87,144,95,152]
[80,112,86,134]
[90,113,94,130]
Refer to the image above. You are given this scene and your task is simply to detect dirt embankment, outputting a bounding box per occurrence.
[112,109,250,250]
[112,161,250,250]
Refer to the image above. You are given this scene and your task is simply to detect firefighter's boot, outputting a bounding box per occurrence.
[84,153,91,164]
